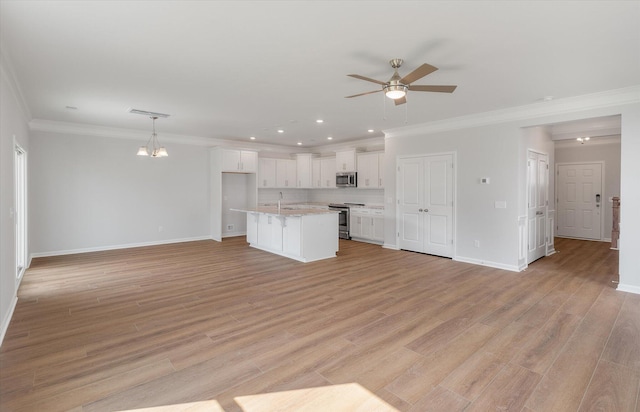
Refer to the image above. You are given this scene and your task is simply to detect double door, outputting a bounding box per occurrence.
[398,154,454,258]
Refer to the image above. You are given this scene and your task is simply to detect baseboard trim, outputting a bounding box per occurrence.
[30,236,212,259]
[617,283,640,295]
[453,256,521,272]
[382,243,400,250]
[0,296,18,348]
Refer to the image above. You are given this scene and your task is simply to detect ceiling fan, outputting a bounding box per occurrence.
[346,59,457,105]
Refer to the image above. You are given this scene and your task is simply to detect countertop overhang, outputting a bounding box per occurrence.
[230,207,339,217]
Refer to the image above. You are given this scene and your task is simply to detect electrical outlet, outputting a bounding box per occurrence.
[474,240,480,248]
[227,224,234,231]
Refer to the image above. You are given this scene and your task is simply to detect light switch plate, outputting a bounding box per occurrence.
[495,201,507,209]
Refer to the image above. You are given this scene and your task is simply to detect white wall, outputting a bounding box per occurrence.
[1,64,30,344]
[383,88,640,284]
[29,131,210,255]
[555,139,620,240]
[385,123,521,270]
[618,105,640,294]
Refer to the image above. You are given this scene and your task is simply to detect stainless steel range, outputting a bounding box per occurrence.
[328,203,365,239]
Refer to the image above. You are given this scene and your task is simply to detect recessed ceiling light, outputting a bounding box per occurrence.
[316,119,324,123]
[367,129,374,133]
[250,136,256,140]
[65,105,78,110]
[297,142,302,145]
[327,136,333,140]
[277,129,284,133]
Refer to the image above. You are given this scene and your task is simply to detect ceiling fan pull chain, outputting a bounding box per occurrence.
[382,92,387,120]
[405,98,408,123]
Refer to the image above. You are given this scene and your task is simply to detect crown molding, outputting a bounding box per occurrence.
[0,48,33,122]
[383,86,640,138]
[28,118,384,154]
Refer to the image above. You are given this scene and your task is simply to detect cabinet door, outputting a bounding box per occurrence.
[246,213,258,244]
[259,158,277,188]
[361,216,373,238]
[221,149,241,171]
[372,216,384,241]
[283,217,301,255]
[296,154,313,188]
[312,159,322,188]
[240,151,257,173]
[321,157,336,188]
[357,153,380,188]
[350,213,362,237]
[336,150,356,172]
[276,159,296,188]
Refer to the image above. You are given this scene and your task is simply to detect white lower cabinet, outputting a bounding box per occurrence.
[246,212,338,262]
[350,208,384,243]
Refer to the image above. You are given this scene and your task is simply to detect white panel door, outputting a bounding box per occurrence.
[424,155,453,257]
[557,163,602,240]
[398,154,454,258]
[527,151,548,264]
[398,158,424,252]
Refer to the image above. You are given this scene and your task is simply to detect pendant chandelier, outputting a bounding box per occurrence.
[137,116,168,157]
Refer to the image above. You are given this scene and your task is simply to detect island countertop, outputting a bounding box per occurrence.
[230,207,338,217]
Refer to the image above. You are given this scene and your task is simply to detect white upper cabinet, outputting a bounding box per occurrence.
[335,149,357,172]
[296,154,316,188]
[222,149,257,173]
[312,158,322,188]
[312,157,337,188]
[357,152,384,188]
[258,158,277,188]
[320,157,336,188]
[276,159,297,188]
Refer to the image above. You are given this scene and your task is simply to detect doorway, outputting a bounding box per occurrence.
[14,143,27,280]
[397,153,454,258]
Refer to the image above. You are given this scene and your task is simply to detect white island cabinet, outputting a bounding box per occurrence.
[232,207,338,263]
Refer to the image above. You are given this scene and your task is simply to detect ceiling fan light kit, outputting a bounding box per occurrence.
[346,58,457,105]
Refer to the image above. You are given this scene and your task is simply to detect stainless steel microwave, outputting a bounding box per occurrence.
[336,172,357,187]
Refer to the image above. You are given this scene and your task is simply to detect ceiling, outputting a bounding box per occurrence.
[1,1,639,148]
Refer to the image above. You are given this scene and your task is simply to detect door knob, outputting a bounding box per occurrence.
[425,209,429,213]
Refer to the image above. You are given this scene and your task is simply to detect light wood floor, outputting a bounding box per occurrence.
[1,237,639,411]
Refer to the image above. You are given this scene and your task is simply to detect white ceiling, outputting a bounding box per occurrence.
[1,1,639,148]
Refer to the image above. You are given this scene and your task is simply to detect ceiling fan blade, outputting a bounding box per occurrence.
[345,90,382,98]
[394,96,407,106]
[399,63,438,84]
[347,74,387,86]
[408,85,457,93]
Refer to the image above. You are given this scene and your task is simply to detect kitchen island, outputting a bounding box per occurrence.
[231,207,339,263]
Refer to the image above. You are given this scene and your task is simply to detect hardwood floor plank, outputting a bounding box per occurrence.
[409,386,469,412]
[577,360,640,412]
[465,363,541,412]
[385,322,498,404]
[512,310,582,374]
[440,350,506,401]
[0,237,628,411]
[602,294,640,372]
[525,326,608,412]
